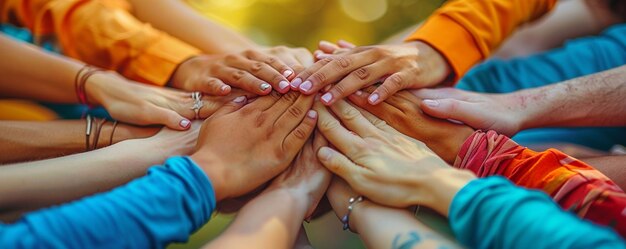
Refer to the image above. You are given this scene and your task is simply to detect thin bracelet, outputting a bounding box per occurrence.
[341,196,364,232]
[75,65,104,107]
[91,118,107,151]
[109,121,119,146]
[85,115,93,152]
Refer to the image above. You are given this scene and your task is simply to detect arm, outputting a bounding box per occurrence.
[582,155,626,190]
[127,0,256,54]
[414,64,626,136]
[0,120,158,164]
[326,179,461,249]
[451,177,625,249]
[406,0,557,80]
[0,125,197,219]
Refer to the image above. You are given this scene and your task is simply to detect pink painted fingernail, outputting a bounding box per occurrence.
[307,110,317,119]
[283,70,293,78]
[354,90,363,96]
[368,93,379,104]
[423,99,439,107]
[260,83,271,91]
[179,119,191,128]
[221,85,230,93]
[278,81,290,91]
[321,92,333,104]
[299,80,312,92]
[291,78,303,89]
[233,96,246,103]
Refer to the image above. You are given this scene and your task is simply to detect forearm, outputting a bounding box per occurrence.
[0,120,158,164]
[352,202,460,249]
[515,65,626,129]
[205,189,308,249]
[128,0,257,54]
[0,35,82,103]
[582,155,626,190]
[0,139,168,217]
[0,157,216,248]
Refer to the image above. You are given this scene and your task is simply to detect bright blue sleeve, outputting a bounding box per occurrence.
[0,156,216,249]
[449,176,625,249]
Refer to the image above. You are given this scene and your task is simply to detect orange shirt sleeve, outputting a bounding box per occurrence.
[406,0,557,81]
[1,0,200,86]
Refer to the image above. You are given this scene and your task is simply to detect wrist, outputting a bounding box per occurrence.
[411,41,453,87]
[190,152,228,201]
[508,90,539,131]
[85,71,120,107]
[422,169,476,216]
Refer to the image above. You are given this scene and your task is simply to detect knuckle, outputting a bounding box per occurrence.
[250,62,263,72]
[388,74,404,89]
[224,54,240,63]
[264,56,277,65]
[232,70,246,81]
[287,105,304,118]
[254,113,268,127]
[311,72,328,84]
[318,57,333,66]
[318,119,339,132]
[341,107,361,121]
[292,127,308,140]
[336,56,352,69]
[332,83,347,96]
[354,67,370,80]
[282,91,299,103]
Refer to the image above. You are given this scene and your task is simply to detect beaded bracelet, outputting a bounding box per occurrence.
[341,196,364,232]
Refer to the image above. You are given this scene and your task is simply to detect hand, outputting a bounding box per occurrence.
[290,41,451,106]
[259,46,315,75]
[133,120,203,163]
[191,91,318,201]
[266,132,332,218]
[347,87,474,163]
[314,99,476,214]
[313,40,356,61]
[169,50,295,95]
[412,88,524,136]
[87,71,253,130]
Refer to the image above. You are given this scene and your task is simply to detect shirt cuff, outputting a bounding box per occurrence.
[405,14,483,82]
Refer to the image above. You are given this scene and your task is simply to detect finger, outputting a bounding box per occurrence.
[312,130,328,151]
[420,98,477,124]
[290,57,333,90]
[319,62,388,105]
[369,72,408,105]
[273,92,315,131]
[337,40,357,49]
[328,99,379,137]
[298,52,376,95]
[246,50,294,78]
[198,92,255,119]
[292,48,314,69]
[318,40,341,53]
[350,103,397,133]
[314,100,364,155]
[193,77,231,96]
[210,95,248,117]
[245,51,293,93]
[410,88,472,101]
[145,106,192,131]
[347,91,400,132]
[216,66,273,95]
[282,108,318,156]
[241,90,282,112]
[317,146,367,184]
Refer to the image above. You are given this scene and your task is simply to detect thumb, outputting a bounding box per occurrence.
[211,96,247,117]
[317,147,362,184]
[421,98,480,125]
[149,107,192,131]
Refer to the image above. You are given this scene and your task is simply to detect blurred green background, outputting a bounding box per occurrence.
[171,0,445,248]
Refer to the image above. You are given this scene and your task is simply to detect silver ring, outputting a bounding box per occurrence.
[190,92,204,119]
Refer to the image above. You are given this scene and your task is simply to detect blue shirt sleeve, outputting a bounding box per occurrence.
[0,156,216,249]
[449,176,625,249]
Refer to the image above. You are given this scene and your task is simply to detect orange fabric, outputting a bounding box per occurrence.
[455,130,626,237]
[0,100,58,120]
[406,0,557,81]
[0,0,201,86]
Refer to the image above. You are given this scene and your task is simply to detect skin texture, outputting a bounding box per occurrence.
[347,87,474,164]
[413,65,626,136]
[313,98,476,214]
[291,41,451,106]
[0,35,253,130]
[0,120,159,164]
[190,91,317,201]
[326,178,461,249]
[204,133,331,249]
[0,123,201,221]
[169,51,295,96]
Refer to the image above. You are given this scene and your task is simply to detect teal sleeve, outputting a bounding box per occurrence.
[449,176,625,249]
[0,156,216,248]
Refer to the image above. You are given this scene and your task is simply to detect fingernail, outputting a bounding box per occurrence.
[368,93,379,104]
[179,119,191,128]
[260,83,271,91]
[283,70,293,78]
[291,78,303,89]
[221,85,230,93]
[307,110,317,119]
[423,99,439,107]
[318,147,333,161]
[321,92,333,104]
[278,80,290,91]
[299,80,312,92]
[355,90,363,96]
[233,96,246,103]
